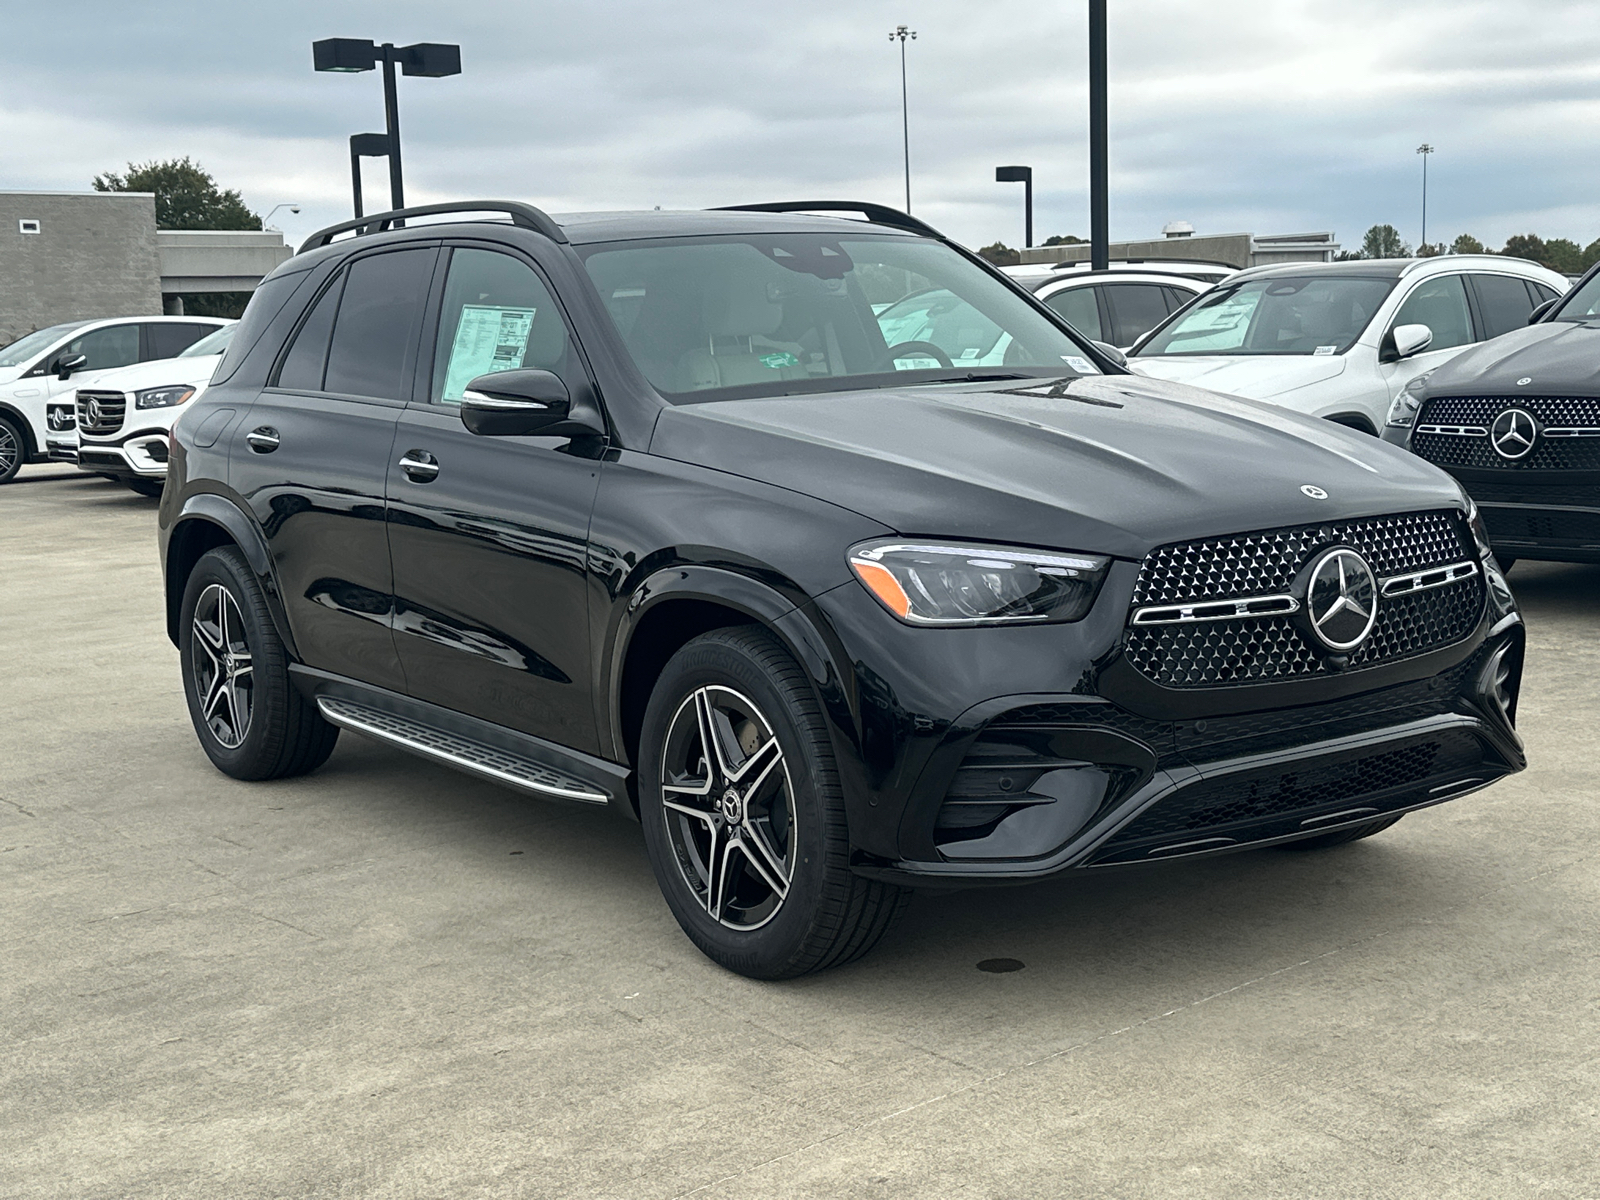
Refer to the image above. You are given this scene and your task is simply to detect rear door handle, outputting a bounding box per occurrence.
[398,450,440,482]
[246,426,280,453]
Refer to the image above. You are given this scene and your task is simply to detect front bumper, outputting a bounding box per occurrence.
[75,433,170,480]
[46,436,78,464]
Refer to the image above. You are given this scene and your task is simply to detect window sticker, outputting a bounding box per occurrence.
[441,304,537,401]
[1061,354,1100,374]
[1314,344,1338,356]
[759,351,800,369]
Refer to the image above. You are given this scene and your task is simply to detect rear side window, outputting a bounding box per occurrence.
[277,272,345,391]
[61,324,140,371]
[1471,274,1540,339]
[146,322,219,360]
[1043,286,1102,341]
[323,249,434,399]
[213,269,310,384]
[1392,274,1474,351]
[1530,282,1559,305]
[1102,283,1171,346]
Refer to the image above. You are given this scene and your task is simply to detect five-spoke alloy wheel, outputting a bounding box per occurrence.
[0,417,23,485]
[190,583,255,749]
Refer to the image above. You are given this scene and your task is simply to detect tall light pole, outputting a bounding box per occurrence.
[1088,0,1109,270]
[313,38,462,214]
[1417,143,1434,251]
[996,166,1034,248]
[889,25,917,213]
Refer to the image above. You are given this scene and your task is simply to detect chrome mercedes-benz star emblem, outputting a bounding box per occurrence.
[1490,408,1538,460]
[1516,377,1532,386]
[1301,485,1328,500]
[85,397,100,424]
[1304,547,1378,652]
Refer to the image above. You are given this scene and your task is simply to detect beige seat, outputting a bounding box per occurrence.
[676,275,811,390]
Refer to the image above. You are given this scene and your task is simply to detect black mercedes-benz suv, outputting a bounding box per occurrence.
[158,200,1525,977]
[1384,260,1600,567]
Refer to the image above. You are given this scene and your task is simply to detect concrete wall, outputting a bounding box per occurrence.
[0,192,163,345]
[1018,234,1255,269]
[158,230,293,293]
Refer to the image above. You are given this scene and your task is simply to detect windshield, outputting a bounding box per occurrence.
[580,233,1101,401]
[179,323,237,357]
[0,321,90,368]
[1135,276,1394,357]
[1552,272,1600,321]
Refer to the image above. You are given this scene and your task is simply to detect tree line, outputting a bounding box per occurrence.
[1340,224,1597,274]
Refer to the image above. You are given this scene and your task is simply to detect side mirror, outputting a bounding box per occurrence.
[1391,323,1433,360]
[1091,340,1128,368]
[55,353,87,380]
[458,369,603,438]
[1528,298,1557,324]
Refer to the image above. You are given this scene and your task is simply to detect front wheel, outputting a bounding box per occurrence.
[0,416,23,484]
[638,627,910,978]
[179,546,339,780]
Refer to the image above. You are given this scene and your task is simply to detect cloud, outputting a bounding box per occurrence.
[2,0,1599,253]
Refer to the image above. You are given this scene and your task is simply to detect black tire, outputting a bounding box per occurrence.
[179,546,338,781]
[125,478,163,498]
[0,416,23,484]
[1280,814,1403,851]
[638,626,910,979]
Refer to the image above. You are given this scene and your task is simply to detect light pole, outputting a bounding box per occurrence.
[261,203,301,231]
[996,166,1033,249]
[313,38,462,214]
[1416,143,1434,251]
[348,133,392,218]
[888,25,916,213]
[1088,0,1109,270]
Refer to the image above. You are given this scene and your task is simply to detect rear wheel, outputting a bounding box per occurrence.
[179,546,338,780]
[638,627,910,978]
[0,416,23,484]
[1281,814,1403,850]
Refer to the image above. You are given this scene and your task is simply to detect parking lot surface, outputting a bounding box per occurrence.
[4,462,1598,1199]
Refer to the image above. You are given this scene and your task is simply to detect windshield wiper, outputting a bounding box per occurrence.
[922,371,1035,384]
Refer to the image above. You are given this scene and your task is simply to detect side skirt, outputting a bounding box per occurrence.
[289,665,629,808]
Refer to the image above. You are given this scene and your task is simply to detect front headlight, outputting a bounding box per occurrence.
[847,539,1111,625]
[135,385,197,410]
[1385,370,1435,427]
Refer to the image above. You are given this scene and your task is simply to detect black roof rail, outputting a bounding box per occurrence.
[1050,256,1239,272]
[710,200,944,240]
[298,200,567,254]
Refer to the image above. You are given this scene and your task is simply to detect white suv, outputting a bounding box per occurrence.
[69,323,237,495]
[1002,260,1231,350]
[1128,256,1567,433]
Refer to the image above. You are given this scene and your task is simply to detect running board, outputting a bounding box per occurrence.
[316,697,609,804]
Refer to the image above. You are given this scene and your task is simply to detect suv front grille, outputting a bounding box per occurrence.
[75,390,127,436]
[1124,511,1483,689]
[1413,395,1600,471]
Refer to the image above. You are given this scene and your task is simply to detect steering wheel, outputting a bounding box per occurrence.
[878,340,954,372]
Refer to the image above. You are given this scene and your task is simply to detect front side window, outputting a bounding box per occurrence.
[147,322,220,360]
[581,233,1099,401]
[1551,272,1600,321]
[430,249,575,404]
[62,324,140,371]
[323,249,434,399]
[1102,283,1172,346]
[0,322,88,368]
[1042,285,1103,341]
[1391,274,1473,351]
[1136,276,1395,357]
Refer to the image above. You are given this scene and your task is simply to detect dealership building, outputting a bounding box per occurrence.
[1016,225,1341,270]
[0,190,292,347]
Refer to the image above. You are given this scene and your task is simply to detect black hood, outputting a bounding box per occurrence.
[649,374,1465,560]
[1424,319,1600,395]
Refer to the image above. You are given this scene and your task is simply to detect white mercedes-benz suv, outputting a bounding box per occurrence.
[1128,256,1567,434]
[69,323,237,495]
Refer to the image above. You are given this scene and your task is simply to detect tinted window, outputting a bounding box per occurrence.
[431,249,574,404]
[62,324,140,371]
[1042,285,1103,341]
[0,322,89,368]
[277,272,345,392]
[213,270,310,384]
[1137,276,1393,357]
[1392,274,1473,351]
[1530,282,1560,305]
[1102,283,1172,346]
[1160,286,1191,314]
[323,249,434,399]
[1471,274,1540,340]
[146,322,219,360]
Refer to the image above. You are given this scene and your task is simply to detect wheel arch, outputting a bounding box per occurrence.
[165,494,297,659]
[0,401,39,462]
[1324,411,1379,436]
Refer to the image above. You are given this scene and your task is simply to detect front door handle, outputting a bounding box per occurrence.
[246,426,280,453]
[398,449,440,482]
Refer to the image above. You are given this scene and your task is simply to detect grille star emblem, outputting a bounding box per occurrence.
[1490,408,1538,460]
[1303,547,1378,653]
[85,397,101,425]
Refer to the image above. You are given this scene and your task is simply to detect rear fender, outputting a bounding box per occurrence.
[165,493,297,658]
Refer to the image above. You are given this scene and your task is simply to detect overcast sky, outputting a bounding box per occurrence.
[4,0,1600,254]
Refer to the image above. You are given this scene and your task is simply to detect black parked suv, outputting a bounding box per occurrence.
[1384,262,1600,567]
[159,200,1526,977]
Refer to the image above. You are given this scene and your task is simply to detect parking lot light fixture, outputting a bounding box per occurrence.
[995,165,1034,249]
[1417,143,1434,251]
[889,25,917,213]
[261,203,301,231]
[1088,0,1109,271]
[313,38,462,214]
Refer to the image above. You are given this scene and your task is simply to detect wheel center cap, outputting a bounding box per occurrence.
[719,787,743,825]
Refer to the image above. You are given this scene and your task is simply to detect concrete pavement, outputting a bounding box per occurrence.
[3,464,1598,1198]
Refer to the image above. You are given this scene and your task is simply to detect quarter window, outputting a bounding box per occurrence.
[430,248,574,404]
[59,324,140,371]
[1392,274,1474,352]
[322,249,434,399]
[1472,274,1542,340]
[146,322,220,360]
[277,272,345,392]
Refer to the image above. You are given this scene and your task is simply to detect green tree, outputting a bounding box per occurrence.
[1499,233,1546,264]
[1539,238,1584,275]
[92,157,260,231]
[1450,234,1485,255]
[978,242,1021,267]
[1042,234,1085,247]
[1583,238,1600,271]
[1415,242,1447,258]
[1360,224,1411,259]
